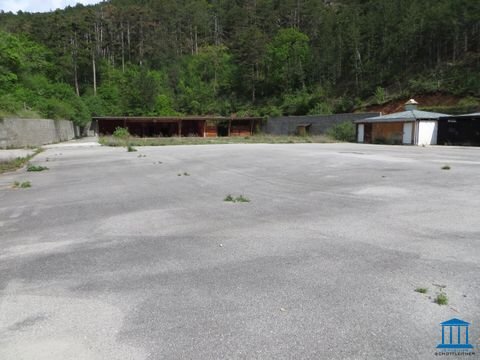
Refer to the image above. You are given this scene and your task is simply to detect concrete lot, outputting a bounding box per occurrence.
[0,142,479,359]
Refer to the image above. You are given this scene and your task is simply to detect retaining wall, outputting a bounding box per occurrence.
[0,118,79,149]
[264,113,380,135]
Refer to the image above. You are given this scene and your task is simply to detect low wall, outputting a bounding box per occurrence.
[0,118,79,149]
[264,113,380,135]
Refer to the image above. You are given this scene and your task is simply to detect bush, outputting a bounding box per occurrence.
[113,127,130,139]
[327,121,356,142]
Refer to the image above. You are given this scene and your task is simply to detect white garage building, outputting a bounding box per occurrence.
[354,99,449,145]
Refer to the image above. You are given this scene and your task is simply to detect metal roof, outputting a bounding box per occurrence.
[354,109,449,123]
[455,112,480,117]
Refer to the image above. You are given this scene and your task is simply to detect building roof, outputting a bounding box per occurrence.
[456,112,480,117]
[440,318,470,326]
[93,116,263,122]
[354,109,449,123]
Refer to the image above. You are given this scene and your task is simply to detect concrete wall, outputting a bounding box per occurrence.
[0,118,79,149]
[264,113,380,135]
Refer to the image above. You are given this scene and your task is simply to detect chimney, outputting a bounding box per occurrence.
[405,98,418,111]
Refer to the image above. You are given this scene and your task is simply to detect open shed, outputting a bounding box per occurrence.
[437,112,480,146]
[93,116,263,138]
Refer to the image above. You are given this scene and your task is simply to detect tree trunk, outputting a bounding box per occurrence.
[121,23,125,73]
[72,33,80,97]
[92,51,97,96]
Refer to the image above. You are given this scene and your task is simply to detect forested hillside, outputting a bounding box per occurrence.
[1,0,479,125]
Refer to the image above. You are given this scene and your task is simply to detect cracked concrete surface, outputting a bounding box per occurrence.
[0,141,479,359]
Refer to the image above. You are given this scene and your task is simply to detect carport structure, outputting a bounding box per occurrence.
[437,112,480,146]
[93,116,263,137]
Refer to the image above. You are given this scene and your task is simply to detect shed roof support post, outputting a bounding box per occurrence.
[228,120,231,137]
[250,119,254,135]
[178,120,182,137]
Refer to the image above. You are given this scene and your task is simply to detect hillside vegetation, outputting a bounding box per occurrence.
[0,0,479,125]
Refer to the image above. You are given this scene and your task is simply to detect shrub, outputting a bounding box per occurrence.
[374,87,386,104]
[435,293,448,305]
[327,121,356,142]
[113,127,130,139]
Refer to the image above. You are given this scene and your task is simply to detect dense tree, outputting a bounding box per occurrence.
[0,0,479,121]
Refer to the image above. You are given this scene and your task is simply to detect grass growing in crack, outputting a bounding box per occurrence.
[27,164,49,172]
[415,287,428,294]
[441,165,451,170]
[435,293,448,305]
[127,145,137,152]
[0,148,43,174]
[183,172,190,176]
[224,194,235,202]
[235,195,250,202]
[224,194,250,203]
[13,181,31,189]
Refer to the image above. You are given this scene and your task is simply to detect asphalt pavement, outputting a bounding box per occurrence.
[0,141,479,359]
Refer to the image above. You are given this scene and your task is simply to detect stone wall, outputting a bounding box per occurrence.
[264,113,380,135]
[0,118,79,149]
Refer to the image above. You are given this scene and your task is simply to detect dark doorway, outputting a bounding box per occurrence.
[438,117,480,146]
[217,121,229,136]
[364,123,373,143]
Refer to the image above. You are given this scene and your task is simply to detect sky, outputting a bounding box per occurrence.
[0,0,102,13]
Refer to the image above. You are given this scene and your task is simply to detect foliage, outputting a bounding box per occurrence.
[27,164,48,171]
[374,87,386,104]
[435,293,448,305]
[224,194,250,203]
[415,287,428,294]
[0,0,479,118]
[13,181,32,188]
[0,148,43,174]
[112,127,130,139]
[327,121,356,142]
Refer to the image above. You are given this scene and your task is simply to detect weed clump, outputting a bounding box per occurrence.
[435,293,448,305]
[13,181,31,189]
[415,287,428,294]
[27,164,48,172]
[224,194,250,203]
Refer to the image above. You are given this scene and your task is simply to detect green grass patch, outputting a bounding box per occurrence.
[13,181,32,189]
[127,145,137,152]
[224,194,250,203]
[27,164,49,172]
[435,293,448,305]
[441,165,451,170]
[0,148,43,174]
[100,134,334,147]
[235,195,250,202]
[415,287,428,294]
